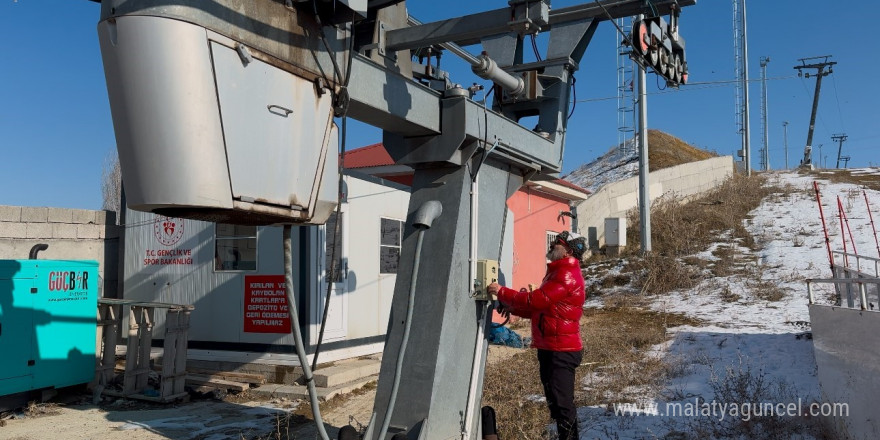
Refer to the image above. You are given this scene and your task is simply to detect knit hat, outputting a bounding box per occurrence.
[555,230,588,260]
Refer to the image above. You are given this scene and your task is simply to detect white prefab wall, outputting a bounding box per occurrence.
[0,205,120,297]
[121,172,409,362]
[575,156,734,248]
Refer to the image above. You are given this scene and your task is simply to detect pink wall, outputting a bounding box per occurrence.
[506,187,573,290]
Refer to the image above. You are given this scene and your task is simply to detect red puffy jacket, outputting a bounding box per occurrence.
[497,256,585,352]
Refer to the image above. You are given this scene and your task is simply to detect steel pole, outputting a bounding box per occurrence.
[760,57,770,171]
[637,14,651,254]
[741,0,751,176]
[783,121,789,169]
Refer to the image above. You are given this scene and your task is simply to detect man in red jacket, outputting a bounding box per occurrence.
[488,231,586,440]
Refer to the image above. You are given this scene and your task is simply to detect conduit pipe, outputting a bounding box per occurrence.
[282,225,330,440]
[376,200,443,440]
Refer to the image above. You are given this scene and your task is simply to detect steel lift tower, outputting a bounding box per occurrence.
[794,55,836,167]
[616,16,636,154]
[759,56,770,171]
[732,0,751,175]
[833,133,848,169]
[95,1,695,438]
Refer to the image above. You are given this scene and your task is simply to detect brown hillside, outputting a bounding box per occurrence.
[648,129,717,172]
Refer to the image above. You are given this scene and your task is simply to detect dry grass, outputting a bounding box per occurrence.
[481,307,700,439]
[622,174,795,295]
[647,130,718,172]
[802,168,880,191]
[676,362,830,439]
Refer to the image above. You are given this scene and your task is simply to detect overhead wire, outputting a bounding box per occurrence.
[831,72,846,132]
[573,75,797,103]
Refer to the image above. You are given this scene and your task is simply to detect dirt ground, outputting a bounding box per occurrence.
[0,327,531,440]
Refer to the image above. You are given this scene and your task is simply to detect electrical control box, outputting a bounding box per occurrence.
[474,259,499,301]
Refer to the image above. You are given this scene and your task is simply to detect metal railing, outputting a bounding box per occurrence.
[807,278,880,311]
[831,251,880,278]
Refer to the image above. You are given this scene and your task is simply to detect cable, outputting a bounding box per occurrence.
[572,75,797,104]
[530,34,543,62]
[282,225,331,440]
[312,0,343,85]
[310,11,355,374]
[568,76,578,119]
[831,72,846,132]
[655,73,666,90]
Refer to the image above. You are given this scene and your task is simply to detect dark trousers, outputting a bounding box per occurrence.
[537,349,582,440]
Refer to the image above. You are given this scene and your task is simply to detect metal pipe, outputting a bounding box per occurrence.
[461,172,481,439]
[637,13,651,254]
[282,225,330,440]
[860,282,868,311]
[377,199,442,440]
[813,182,834,271]
[471,54,525,95]
[407,16,524,96]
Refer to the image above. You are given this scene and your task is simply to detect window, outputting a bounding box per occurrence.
[215,224,257,271]
[324,212,344,283]
[380,218,403,274]
[546,231,559,251]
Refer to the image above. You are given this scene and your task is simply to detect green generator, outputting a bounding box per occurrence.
[0,259,98,405]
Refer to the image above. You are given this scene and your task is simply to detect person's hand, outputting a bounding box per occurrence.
[487,282,502,301]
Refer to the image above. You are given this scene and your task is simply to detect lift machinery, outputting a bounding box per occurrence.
[95,1,695,438]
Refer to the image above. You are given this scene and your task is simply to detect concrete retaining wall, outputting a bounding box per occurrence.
[575,156,734,249]
[0,205,121,297]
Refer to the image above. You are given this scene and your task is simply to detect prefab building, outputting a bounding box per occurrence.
[121,170,409,364]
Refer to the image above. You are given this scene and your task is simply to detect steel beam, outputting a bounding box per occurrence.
[387,0,694,51]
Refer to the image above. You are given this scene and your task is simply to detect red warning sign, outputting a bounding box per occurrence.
[243,275,291,333]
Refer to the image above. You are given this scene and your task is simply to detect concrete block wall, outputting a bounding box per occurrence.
[0,205,121,297]
[575,156,734,249]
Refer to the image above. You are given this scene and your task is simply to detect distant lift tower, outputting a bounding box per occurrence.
[759,56,770,171]
[794,55,836,167]
[732,0,751,174]
[616,16,636,154]
[833,133,849,169]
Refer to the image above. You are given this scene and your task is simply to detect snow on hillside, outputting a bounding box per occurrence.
[564,138,640,193]
[576,170,880,439]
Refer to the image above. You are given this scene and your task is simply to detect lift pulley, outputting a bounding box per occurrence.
[631,8,688,87]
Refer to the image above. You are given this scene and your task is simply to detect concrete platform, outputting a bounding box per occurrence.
[251,375,378,402]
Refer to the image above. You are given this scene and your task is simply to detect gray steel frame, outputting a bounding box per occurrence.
[96,1,696,438]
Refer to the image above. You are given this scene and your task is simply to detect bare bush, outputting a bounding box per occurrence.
[101,149,122,223]
[678,362,826,439]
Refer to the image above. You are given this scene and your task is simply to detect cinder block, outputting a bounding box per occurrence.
[52,223,78,239]
[26,223,53,239]
[77,224,101,239]
[72,209,96,224]
[95,210,117,225]
[47,207,74,223]
[0,222,27,239]
[0,205,21,222]
[21,207,48,223]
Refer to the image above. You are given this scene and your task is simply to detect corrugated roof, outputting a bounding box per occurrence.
[553,178,591,195]
[343,143,591,196]
[342,143,393,168]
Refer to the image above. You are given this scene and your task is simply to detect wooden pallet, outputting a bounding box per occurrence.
[93,299,194,403]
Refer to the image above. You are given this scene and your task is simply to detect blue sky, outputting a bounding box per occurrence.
[2,0,877,210]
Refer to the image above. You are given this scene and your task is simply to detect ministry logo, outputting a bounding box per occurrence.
[154,216,185,246]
